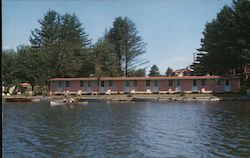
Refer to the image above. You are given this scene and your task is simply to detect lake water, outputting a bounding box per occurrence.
[3,101,250,158]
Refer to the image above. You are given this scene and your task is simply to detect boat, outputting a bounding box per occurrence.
[78,98,104,102]
[131,97,159,102]
[50,100,66,106]
[50,100,88,106]
[5,97,33,102]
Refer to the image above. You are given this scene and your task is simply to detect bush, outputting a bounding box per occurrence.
[127,94,133,97]
[239,85,247,96]
[180,92,185,97]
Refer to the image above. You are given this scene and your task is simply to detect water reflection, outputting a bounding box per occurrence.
[3,101,250,157]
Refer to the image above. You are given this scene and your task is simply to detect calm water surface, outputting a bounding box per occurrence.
[3,101,250,158]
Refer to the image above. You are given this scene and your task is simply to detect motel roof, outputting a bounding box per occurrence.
[49,76,240,81]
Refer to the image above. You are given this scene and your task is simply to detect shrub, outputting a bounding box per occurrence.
[180,92,185,97]
[127,94,133,97]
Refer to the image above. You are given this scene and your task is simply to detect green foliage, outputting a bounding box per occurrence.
[149,65,161,76]
[3,11,150,90]
[30,10,91,78]
[128,69,146,77]
[2,49,18,86]
[165,67,173,76]
[180,92,186,97]
[195,0,250,77]
[107,17,148,76]
[92,38,119,77]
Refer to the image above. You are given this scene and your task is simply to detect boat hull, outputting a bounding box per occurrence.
[5,98,33,102]
[50,100,88,106]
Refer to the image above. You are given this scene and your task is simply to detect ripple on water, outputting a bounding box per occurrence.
[3,101,250,157]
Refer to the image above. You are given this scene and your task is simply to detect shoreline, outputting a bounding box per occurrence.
[2,93,250,102]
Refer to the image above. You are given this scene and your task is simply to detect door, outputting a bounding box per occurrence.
[224,80,231,92]
[176,80,181,92]
[57,81,63,92]
[192,80,198,92]
[87,81,92,93]
[153,80,159,92]
[100,81,105,94]
[125,80,130,93]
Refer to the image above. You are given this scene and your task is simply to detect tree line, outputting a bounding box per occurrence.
[192,0,250,79]
[3,10,174,90]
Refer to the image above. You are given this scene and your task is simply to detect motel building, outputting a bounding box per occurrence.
[48,76,240,95]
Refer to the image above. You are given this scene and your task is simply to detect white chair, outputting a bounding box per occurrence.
[77,90,82,96]
[130,90,135,94]
[105,89,111,95]
[168,89,175,94]
[146,89,152,94]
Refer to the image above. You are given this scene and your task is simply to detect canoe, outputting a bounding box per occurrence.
[50,100,88,106]
[5,98,33,102]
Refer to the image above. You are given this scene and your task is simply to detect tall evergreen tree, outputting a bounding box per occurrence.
[30,10,61,48]
[196,0,250,77]
[59,13,90,77]
[149,65,161,77]
[29,10,91,78]
[107,17,148,76]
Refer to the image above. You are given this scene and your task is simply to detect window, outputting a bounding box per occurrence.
[176,80,180,87]
[154,80,158,87]
[133,80,137,87]
[193,80,197,86]
[80,81,84,87]
[66,81,70,87]
[88,81,91,87]
[109,80,113,87]
[225,80,230,86]
[168,80,173,87]
[217,80,222,86]
[101,81,105,87]
[58,81,62,87]
[201,79,206,86]
[146,80,150,87]
[126,81,130,87]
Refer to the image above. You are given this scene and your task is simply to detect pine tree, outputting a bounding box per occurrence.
[149,65,161,77]
[196,0,250,76]
[107,17,148,76]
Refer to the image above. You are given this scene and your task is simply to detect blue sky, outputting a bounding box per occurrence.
[3,0,232,74]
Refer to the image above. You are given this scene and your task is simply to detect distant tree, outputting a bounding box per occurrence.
[128,68,146,77]
[149,65,160,76]
[165,67,173,76]
[107,17,148,76]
